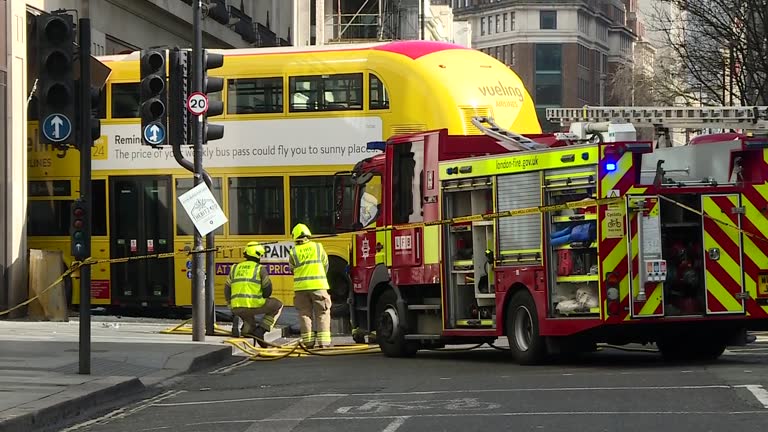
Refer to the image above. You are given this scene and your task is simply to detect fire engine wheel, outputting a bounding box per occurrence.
[327,256,351,318]
[506,290,546,365]
[375,290,419,358]
[656,337,727,362]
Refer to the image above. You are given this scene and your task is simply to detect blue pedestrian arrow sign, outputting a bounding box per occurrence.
[143,123,166,146]
[42,113,72,143]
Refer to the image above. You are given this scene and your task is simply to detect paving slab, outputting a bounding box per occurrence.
[0,317,282,432]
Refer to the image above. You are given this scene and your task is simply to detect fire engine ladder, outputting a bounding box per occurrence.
[471,116,550,151]
[546,106,768,144]
[548,106,768,188]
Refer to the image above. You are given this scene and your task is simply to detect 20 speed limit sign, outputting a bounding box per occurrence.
[187,92,209,116]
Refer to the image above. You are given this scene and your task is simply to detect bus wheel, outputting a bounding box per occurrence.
[375,290,418,357]
[506,290,546,365]
[328,256,351,318]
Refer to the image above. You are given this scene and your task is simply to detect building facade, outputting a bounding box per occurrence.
[452,0,638,131]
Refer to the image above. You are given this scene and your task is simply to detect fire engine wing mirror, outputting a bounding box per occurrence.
[355,172,373,185]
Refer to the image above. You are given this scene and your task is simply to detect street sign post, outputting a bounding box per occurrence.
[177,182,228,237]
[187,91,209,116]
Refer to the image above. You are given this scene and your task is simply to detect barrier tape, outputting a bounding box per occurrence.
[0,195,623,318]
[657,195,768,245]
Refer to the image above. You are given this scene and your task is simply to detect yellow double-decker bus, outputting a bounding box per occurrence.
[27,40,541,317]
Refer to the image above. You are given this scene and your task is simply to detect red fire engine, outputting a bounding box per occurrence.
[334,106,768,364]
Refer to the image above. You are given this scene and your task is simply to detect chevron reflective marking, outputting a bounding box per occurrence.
[600,152,633,197]
[597,162,644,322]
[627,198,664,318]
[702,195,745,314]
[743,184,768,316]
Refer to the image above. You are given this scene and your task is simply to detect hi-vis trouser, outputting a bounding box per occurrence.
[232,298,284,336]
[293,290,332,347]
[290,241,331,347]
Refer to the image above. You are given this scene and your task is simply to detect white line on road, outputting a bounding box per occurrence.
[172,409,768,428]
[209,358,252,374]
[152,384,734,407]
[736,385,768,408]
[60,389,186,431]
[382,416,408,432]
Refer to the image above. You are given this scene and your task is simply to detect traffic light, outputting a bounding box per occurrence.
[202,49,224,143]
[74,82,103,148]
[89,86,103,142]
[139,49,168,147]
[70,198,89,261]
[169,48,190,147]
[36,13,75,147]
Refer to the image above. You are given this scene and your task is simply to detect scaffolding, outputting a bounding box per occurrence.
[328,0,442,43]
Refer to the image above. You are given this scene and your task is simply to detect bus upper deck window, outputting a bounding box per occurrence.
[369,74,389,110]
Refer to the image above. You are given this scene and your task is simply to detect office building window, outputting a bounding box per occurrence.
[578,10,590,34]
[540,10,557,29]
[534,44,562,132]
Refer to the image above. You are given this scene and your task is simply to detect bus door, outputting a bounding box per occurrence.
[109,176,174,306]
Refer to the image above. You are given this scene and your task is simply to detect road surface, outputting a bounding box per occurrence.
[60,340,768,432]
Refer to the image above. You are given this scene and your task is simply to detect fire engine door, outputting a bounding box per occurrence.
[702,194,746,314]
[627,196,665,318]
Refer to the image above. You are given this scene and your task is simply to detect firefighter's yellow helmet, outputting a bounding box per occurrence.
[292,223,312,240]
[244,242,265,259]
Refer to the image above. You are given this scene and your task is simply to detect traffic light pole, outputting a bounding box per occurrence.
[191,0,206,342]
[78,17,92,375]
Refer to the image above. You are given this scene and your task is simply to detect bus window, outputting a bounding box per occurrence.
[289,73,363,112]
[369,74,390,110]
[228,77,283,114]
[290,176,336,234]
[175,178,224,236]
[27,180,107,236]
[28,200,70,236]
[228,176,284,235]
[92,180,107,236]
[111,83,140,118]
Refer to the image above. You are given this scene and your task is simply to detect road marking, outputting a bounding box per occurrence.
[736,385,768,408]
[338,398,501,414]
[209,358,252,374]
[152,384,733,407]
[60,390,186,431]
[172,410,768,428]
[382,416,408,432]
[244,394,344,431]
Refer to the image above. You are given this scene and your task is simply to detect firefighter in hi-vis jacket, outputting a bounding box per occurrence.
[225,242,283,348]
[288,223,332,348]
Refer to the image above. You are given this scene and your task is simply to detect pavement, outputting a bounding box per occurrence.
[0,313,287,432]
[51,333,768,432]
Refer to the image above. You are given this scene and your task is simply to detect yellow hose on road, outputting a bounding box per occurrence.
[160,319,233,336]
[223,337,381,361]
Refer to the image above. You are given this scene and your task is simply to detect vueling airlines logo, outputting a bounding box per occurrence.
[478,81,525,102]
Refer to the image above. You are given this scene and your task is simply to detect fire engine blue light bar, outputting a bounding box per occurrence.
[366,141,386,151]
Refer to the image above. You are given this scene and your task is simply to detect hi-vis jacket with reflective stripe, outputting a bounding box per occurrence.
[288,241,330,291]
[225,261,270,308]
